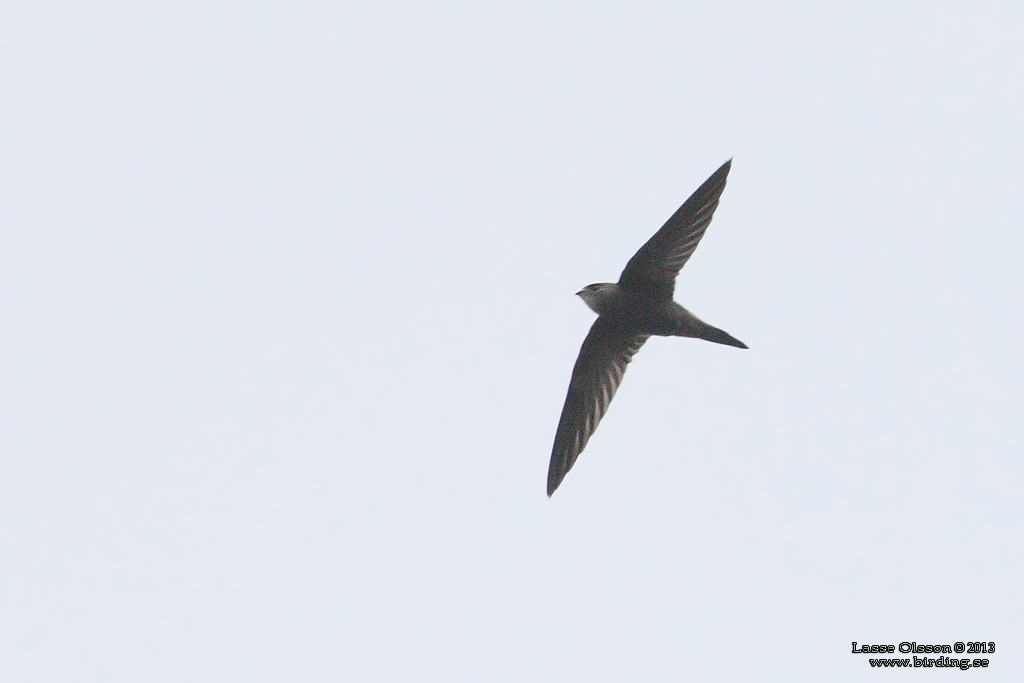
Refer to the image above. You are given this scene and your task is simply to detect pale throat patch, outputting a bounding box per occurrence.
[578,283,620,315]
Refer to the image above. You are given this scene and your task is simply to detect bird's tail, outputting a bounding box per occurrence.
[673,309,748,348]
[689,323,748,349]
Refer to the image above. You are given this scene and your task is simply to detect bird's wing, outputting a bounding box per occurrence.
[618,159,732,300]
[548,318,649,495]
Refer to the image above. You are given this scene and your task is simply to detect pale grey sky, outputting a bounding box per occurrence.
[2,2,1022,681]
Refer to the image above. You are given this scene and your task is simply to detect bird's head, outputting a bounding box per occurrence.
[576,282,620,315]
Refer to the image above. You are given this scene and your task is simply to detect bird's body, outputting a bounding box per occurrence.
[547,160,746,496]
[577,282,746,344]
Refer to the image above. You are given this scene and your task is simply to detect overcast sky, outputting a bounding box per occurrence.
[2,2,1022,681]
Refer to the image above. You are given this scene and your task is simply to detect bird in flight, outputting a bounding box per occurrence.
[547,159,746,496]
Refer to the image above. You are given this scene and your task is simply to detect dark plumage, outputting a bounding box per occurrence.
[547,160,746,496]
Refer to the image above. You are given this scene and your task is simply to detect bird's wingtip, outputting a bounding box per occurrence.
[546,478,559,497]
[547,468,564,497]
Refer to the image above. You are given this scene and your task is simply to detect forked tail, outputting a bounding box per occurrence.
[673,308,748,348]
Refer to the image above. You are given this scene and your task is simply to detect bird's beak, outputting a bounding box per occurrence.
[575,289,585,297]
